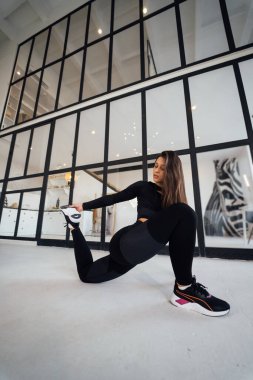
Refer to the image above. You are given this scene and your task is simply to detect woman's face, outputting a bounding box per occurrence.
[153,156,166,187]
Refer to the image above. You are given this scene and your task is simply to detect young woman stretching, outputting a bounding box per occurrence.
[61,150,230,317]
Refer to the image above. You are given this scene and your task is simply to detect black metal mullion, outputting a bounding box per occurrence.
[33,27,52,118]
[141,91,148,181]
[24,129,34,176]
[139,0,145,80]
[78,2,91,102]
[36,121,55,240]
[15,38,35,125]
[101,102,111,249]
[107,0,115,92]
[175,2,186,67]
[219,0,235,51]
[55,16,71,110]
[183,77,205,257]
[233,63,253,161]
[14,192,23,237]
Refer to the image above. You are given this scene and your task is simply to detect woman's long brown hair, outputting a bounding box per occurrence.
[155,150,188,207]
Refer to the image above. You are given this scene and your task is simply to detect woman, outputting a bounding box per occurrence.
[61,150,230,317]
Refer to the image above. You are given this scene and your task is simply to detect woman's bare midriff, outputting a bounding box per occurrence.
[138,218,148,223]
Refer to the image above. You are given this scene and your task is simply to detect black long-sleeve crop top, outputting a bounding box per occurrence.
[82,181,163,219]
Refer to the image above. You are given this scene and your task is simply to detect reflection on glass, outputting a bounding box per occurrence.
[198,146,253,248]
[2,82,23,128]
[49,114,76,171]
[72,169,103,241]
[144,8,180,77]
[88,0,111,43]
[29,30,49,72]
[239,59,253,129]
[146,81,189,153]
[76,105,106,166]
[27,125,50,175]
[46,18,67,65]
[18,73,41,123]
[36,62,61,115]
[9,130,31,178]
[114,0,139,30]
[58,52,83,108]
[0,193,20,236]
[0,135,12,179]
[226,0,253,47]
[12,40,32,81]
[111,25,140,89]
[180,0,229,64]
[143,0,173,15]
[105,164,142,241]
[189,66,247,147]
[109,94,142,161]
[17,191,41,238]
[41,174,70,239]
[66,7,88,54]
[7,177,43,191]
[82,39,109,99]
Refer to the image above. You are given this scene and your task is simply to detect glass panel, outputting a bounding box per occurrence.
[49,114,76,171]
[66,7,88,54]
[0,193,20,236]
[7,177,43,191]
[239,59,253,129]
[9,130,31,178]
[198,146,253,249]
[88,0,111,43]
[46,18,67,65]
[17,191,41,237]
[58,52,83,108]
[108,94,142,161]
[18,73,41,123]
[72,168,104,242]
[143,0,174,15]
[226,0,253,47]
[12,40,32,81]
[36,62,61,115]
[189,66,247,147]
[41,173,70,239]
[76,105,106,166]
[146,81,189,153]
[114,0,139,30]
[105,163,142,241]
[180,0,229,64]
[144,8,180,77]
[27,124,50,175]
[111,25,140,90]
[2,82,23,128]
[29,30,48,72]
[0,135,12,179]
[82,38,109,99]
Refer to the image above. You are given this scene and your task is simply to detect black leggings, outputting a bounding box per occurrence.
[71,203,197,285]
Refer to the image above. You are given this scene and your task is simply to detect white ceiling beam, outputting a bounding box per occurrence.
[0,16,19,41]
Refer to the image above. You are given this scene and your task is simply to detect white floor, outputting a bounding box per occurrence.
[0,242,253,380]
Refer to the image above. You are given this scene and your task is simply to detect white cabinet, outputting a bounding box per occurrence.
[41,211,66,237]
[0,208,18,236]
[17,210,39,237]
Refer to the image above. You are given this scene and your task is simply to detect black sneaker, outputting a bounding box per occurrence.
[61,207,81,229]
[170,276,230,317]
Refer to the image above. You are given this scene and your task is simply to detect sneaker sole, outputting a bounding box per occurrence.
[170,293,230,317]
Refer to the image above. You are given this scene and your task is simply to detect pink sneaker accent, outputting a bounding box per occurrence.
[176,298,190,305]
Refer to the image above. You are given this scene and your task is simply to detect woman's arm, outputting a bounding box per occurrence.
[70,181,143,211]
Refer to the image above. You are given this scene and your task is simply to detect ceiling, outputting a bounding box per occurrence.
[0,0,89,44]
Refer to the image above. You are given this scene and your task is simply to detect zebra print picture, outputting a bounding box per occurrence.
[204,158,247,237]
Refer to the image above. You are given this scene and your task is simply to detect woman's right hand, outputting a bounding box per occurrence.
[69,203,83,212]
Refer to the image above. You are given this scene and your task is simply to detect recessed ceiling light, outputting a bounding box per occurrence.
[98,28,103,35]
[91,130,96,134]
[116,153,120,157]
[143,7,148,14]
[17,71,21,76]
[191,105,197,110]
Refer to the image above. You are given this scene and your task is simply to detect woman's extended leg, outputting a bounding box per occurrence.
[71,225,136,283]
[146,203,197,285]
